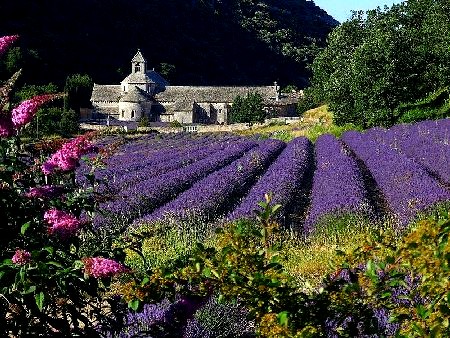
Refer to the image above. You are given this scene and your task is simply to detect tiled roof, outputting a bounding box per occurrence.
[155,86,276,103]
[119,86,151,103]
[121,72,154,84]
[147,70,169,90]
[91,84,121,102]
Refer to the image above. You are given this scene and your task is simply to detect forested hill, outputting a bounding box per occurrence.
[0,0,338,88]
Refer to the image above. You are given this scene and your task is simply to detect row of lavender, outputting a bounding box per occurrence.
[89,118,449,233]
[90,133,263,230]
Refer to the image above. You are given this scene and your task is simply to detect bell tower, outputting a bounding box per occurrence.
[131,49,147,74]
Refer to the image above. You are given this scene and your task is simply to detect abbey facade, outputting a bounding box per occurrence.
[90,50,300,125]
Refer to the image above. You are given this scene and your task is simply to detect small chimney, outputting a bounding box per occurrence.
[274,81,280,101]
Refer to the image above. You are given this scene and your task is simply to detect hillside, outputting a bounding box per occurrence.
[0,0,337,88]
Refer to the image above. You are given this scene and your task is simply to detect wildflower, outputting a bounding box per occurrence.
[44,208,81,239]
[82,257,130,278]
[0,35,19,56]
[11,94,57,128]
[42,134,97,175]
[12,249,31,265]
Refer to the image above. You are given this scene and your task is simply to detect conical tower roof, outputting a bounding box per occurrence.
[132,49,146,63]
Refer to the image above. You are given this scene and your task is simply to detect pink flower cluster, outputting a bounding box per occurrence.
[0,35,19,56]
[44,208,81,239]
[12,249,31,265]
[0,94,58,138]
[25,185,64,199]
[42,135,97,175]
[82,257,130,278]
[11,94,57,128]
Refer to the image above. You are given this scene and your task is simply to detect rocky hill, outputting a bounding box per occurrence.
[0,0,338,88]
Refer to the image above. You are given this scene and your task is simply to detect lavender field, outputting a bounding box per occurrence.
[82,118,450,235]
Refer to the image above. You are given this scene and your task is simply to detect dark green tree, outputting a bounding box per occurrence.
[310,0,450,128]
[64,73,93,114]
[230,92,265,124]
[159,63,176,82]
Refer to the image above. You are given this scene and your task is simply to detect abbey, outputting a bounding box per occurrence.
[90,50,299,125]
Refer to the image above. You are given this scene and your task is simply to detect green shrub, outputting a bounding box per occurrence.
[396,87,450,123]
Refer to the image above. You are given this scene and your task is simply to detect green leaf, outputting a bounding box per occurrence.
[202,267,211,278]
[35,291,45,311]
[21,222,31,235]
[140,277,150,286]
[211,269,220,278]
[277,311,289,327]
[271,204,282,214]
[22,285,36,294]
[128,299,140,311]
[47,261,64,268]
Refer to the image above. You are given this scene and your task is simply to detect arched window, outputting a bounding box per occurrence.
[134,63,141,73]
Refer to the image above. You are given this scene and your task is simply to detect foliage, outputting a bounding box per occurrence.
[64,73,93,114]
[13,83,59,103]
[159,63,176,82]
[231,92,266,124]
[138,115,150,128]
[170,120,183,128]
[310,0,450,128]
[338,209,450,337]
[396,86,450,123]
[12,82,80,138]
[296,87,320,116]
[0,36,129,336]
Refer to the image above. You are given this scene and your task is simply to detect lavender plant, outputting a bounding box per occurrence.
[228,137,313,225]
[96,139,258,231]
[342,130,450,225]
[304,134,372,231]
[140,138,285,224]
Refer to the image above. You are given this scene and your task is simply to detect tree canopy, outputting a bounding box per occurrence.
[310,0,450,128]
[230,92,265,124]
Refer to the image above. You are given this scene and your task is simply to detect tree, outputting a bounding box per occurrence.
[230,92,265,124]
[64,73,93,114]
[310,0,450,128]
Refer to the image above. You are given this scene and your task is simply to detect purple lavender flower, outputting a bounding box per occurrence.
[138,139,285,224]
[95,139,258,230]
[342,130,450,225]
[229,136,313,222]
[304,134,372,230]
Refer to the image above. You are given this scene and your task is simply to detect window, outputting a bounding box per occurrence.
[131,110,135,118]
[121,110,125,118]
[134,63,141,73]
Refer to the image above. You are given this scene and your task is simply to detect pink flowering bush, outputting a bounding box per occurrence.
[0,35,130,336]
[44,208,82,238]
[11,249,31,265]
[83,257,130,278]
[42,133,97,175]
[0,35,18,56]
[11,94,60,128]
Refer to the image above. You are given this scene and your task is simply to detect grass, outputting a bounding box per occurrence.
[124,212,394,290]
[237,105,360,142]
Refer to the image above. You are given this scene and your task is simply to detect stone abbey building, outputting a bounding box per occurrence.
[90,50,300,125]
